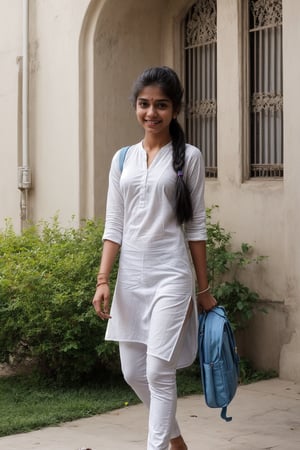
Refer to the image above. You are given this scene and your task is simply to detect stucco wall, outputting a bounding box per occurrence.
[88,0,299,377]
[93,0,169,217]
[28,0,91,225]
[0,0,91,230]
[279,0,300,380]
[0,1,23,229]
[202,0,299,377]
[0,0,300,380]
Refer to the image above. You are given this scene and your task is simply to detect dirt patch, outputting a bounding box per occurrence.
[0,360,35,377]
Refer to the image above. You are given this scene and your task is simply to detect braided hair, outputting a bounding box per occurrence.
[131,66,193,224]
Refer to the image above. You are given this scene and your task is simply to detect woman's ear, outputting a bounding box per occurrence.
[173,107,181,119]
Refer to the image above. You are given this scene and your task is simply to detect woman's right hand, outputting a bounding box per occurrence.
[92,284,111,320]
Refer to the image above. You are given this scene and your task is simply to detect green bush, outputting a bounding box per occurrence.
[0,217,119,383]
[206,206,266,330]
[0,208,265,383]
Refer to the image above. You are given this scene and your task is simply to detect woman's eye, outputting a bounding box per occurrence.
[138,101,148,108]
[157,103,168,109]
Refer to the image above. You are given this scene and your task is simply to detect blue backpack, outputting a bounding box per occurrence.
[198,306,239,422]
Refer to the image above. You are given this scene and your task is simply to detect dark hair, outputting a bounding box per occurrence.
[131,66,193,224]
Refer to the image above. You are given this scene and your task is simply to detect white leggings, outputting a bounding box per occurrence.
[119,338,184,450]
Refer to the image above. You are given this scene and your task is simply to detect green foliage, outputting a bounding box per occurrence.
[0,217,119,383]
[206,206,266,330]
[213,281,260,330]
[0,206,266,383]
[238,358,278,384]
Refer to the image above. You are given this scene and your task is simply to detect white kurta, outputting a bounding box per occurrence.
[103,141,207,368]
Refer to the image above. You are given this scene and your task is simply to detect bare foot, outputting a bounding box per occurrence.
[170,435,188,450]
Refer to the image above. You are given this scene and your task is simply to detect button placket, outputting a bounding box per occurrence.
[139,169,148,208]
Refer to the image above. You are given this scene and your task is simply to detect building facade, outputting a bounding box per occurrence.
[0,0,300,381]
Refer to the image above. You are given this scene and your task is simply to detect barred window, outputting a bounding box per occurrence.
[249,0,283,178]
[184,0,217,178]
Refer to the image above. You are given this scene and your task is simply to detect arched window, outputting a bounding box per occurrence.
[183,0,217,178]
[249,0,283,178]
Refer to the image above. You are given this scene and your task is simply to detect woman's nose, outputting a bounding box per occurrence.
[147,105,157,116]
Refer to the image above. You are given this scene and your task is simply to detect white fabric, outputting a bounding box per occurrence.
[119,341,182,450]
[103,141,206,367]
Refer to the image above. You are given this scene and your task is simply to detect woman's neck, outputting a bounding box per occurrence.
[142,133,171,152]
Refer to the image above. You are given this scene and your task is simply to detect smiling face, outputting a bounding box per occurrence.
[135,85,175,140]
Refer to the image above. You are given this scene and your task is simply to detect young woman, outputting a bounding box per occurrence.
[92,66,217,450]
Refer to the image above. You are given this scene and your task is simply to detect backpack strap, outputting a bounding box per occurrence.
[221,406,232,422]
[119,146,130,172]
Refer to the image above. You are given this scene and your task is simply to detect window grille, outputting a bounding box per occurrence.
[249,0,283,178]
[184,0,217,178]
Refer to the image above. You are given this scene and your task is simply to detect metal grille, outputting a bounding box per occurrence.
[249,0,283,178]
[184,0,217,178]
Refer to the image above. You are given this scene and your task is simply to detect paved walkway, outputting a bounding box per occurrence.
[0,378,300,450]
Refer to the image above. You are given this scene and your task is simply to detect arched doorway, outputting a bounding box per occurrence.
[78,0,192,219]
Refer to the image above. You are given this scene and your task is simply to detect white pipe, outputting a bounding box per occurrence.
[19,0,31,228]
[22,0,29,168]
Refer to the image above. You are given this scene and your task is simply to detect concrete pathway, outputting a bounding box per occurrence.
[0,378,300,450]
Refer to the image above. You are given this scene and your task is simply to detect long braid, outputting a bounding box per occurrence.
[170,118,193,224]
[131,66,193,224]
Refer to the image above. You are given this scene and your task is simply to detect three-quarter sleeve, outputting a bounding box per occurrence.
[102,150,124,244]
[184,147,207,241]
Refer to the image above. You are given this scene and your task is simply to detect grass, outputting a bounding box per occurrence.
[0,364,202,438]
[0,373,139,437]
[0,360,277,438]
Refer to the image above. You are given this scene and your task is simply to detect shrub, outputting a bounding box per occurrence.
[0,217,119,383]
[0,207,265,383]
[206,206,266,330]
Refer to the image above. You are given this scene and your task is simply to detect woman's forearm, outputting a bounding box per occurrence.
[93,239,120,319]
[98,239,120,279]
[188,240,209,290]
[188,240,217,311]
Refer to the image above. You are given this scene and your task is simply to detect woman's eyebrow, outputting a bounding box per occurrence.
[137,97,171,102]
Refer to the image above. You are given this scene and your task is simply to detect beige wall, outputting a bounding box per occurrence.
[0,0,299,381]
[0,0,91,230]
[206,0,286,371]
[28,0,91,225]
[279,0,300,381]
[93,0,169,217]
[202,0,300,377]
[0,1,23,228]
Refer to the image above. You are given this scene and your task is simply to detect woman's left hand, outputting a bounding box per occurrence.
[197,291,217,313]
